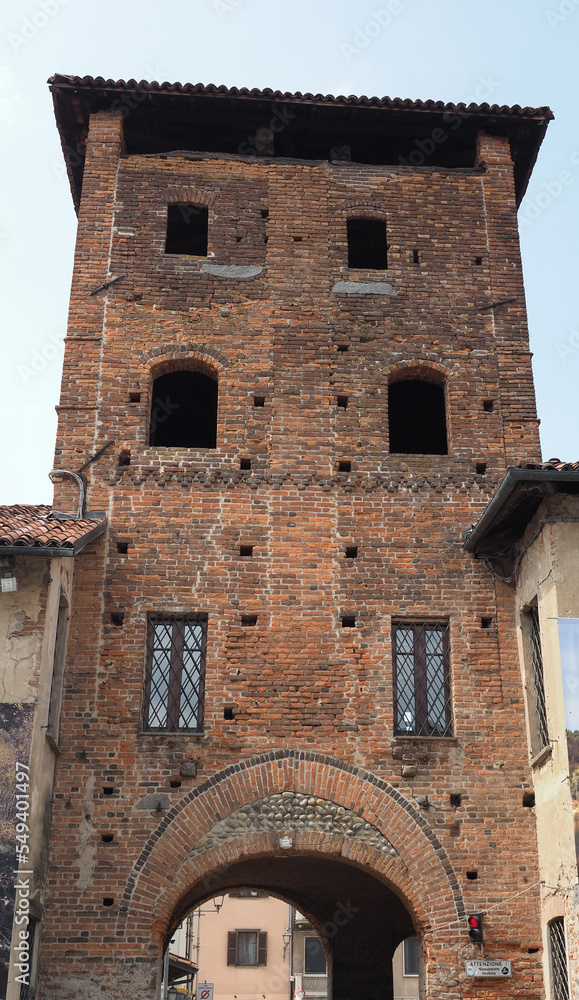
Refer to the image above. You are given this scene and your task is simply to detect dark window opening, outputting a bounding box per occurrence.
[450,794,462,807]
[224,707,235,721]
[345,546,358,559]
[305,937,327,974]
[466,870,478,880]
[143,615,207,732]
[523,791,536,808]
[341,615,356,628]
[239,545,254,558]
[240,458,252,470]
[337,395,349,409]
[117,542,129,554]
[393,621,452,736]
[481,617,493,629]
[347,218,387,269]
[549,917,571,1000]
[403,938,419,977]
[110,613,124,627]
[412,249,420,264]
[388,379,448,455]
[129,391,141,403]
[227,930,267,966]
[242,614,257,627]
[338,460,351,473]
[101,833,114,843]
[118,450,131,466]
[476,462,487,475]
[253,396,265,407]
[483,399,494,412]
[165,204,208,256]
[149,370,218,448]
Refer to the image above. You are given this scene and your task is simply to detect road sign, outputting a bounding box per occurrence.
[465,960,512,978]
[198,982,214,1000]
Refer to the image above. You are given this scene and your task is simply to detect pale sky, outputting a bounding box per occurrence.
[0,0,578,504]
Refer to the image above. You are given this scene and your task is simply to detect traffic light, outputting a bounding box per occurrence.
[468,913,484,943]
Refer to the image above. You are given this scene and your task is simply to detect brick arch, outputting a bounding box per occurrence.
[385,359,455,385]
[115,750,465,945]
[142,343,232,376]
[166,186,217,208]
[341,203,389,221]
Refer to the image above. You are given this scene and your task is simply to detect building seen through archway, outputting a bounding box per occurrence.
[166,890,419,1000]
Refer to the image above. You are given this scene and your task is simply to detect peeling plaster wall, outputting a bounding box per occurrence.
[515,497,579,1000]
[0,555,74,1000]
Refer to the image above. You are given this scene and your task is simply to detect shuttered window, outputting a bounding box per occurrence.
[227,930,267,966]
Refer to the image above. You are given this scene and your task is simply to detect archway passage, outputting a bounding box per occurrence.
[149,370,218,447]
[170,855,416,1000]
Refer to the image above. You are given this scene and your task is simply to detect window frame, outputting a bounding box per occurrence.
[142,615,207,733]
[227,930,267,967]
[304,936,327,975]
[523,604,550,755]
[548,917,570,1000]
[402,937,419,977]
[392,621,453,737]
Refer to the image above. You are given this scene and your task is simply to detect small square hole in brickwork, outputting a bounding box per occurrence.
[102,898,114,907]
[336,344,349,353]
[413,249,420,264]
[170,779,182,788]
[239,545,254,558]
[129,392,141,403]
[345,546,358,559]
[240,458,252,470]
[483,399,494,412]
[450,794,462,807]
[261,209,269,219]
[528,947,540,954]
[101,833,114,843]
[338,460,351,473]
[341,615,356,628]
[224,707,235,721]
[102,786,115,796]
[117,542,129,555]
[110,613,124,627]
[481,617,493,629]
[523,791,536,808]
[118,450,131,467]
[242,614,257,627]
[292,235,303,242]
[466,870,478,880]
[475,256,483,265]
[476,463,487,475]
[337,395,349,409]
[165,204,208,256]
[253,396,265,407]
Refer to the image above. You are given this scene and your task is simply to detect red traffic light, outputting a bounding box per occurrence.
[468,913,483,943]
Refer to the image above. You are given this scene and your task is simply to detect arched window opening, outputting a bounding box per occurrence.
[388,378,448,455]
[149,370,218,448]
[165,204,208,256]
[347,218,387,269]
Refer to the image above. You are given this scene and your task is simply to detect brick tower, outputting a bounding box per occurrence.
[36,76,552,1000]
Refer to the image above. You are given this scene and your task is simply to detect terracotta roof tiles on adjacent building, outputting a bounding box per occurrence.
[0,505,106,554]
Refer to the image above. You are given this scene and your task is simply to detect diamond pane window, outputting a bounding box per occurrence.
[527,606,549,751]
[549,917,570,1000]
[393,622,452,736]
[143,616,207,732]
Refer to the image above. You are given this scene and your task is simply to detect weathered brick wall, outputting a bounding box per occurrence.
[40,110,546,998]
